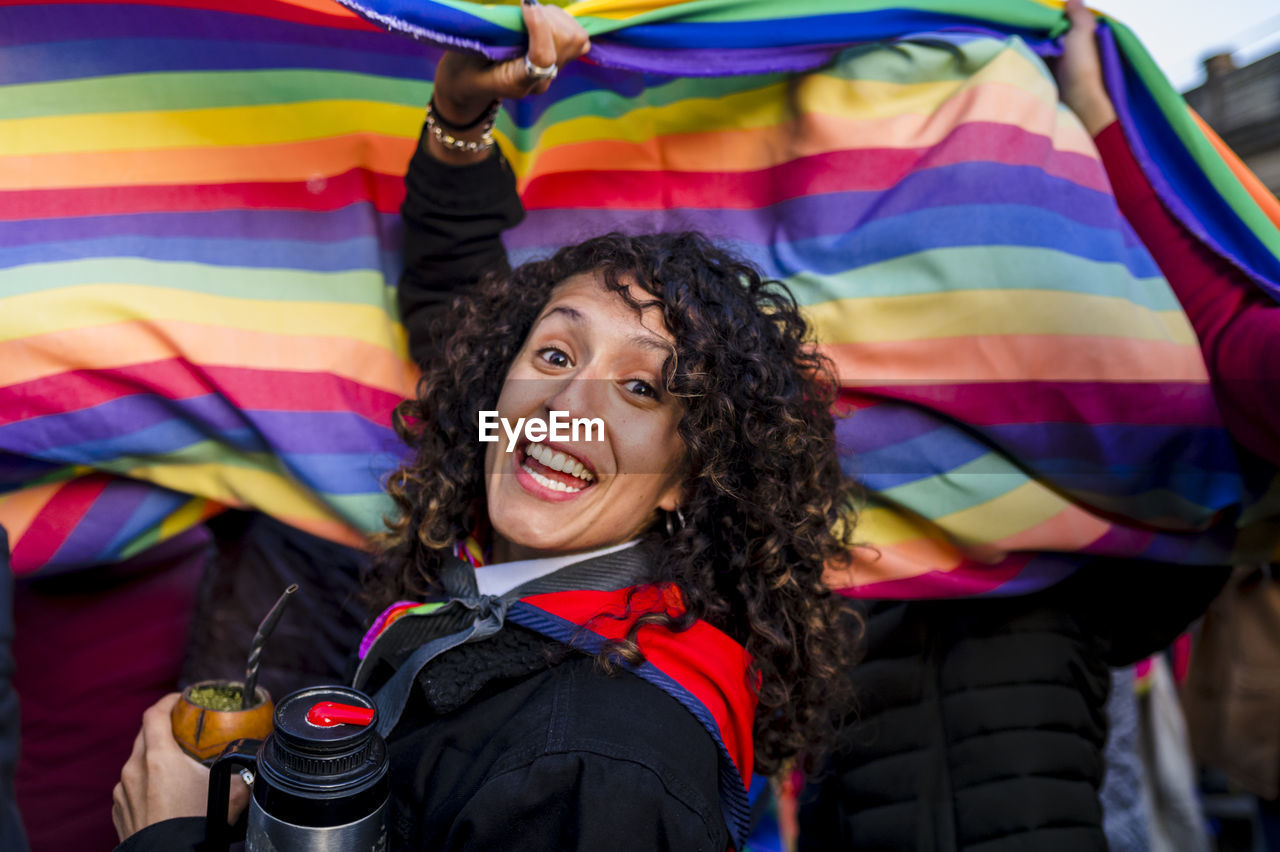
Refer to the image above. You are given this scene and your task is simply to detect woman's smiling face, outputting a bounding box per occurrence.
[483,272,687,562]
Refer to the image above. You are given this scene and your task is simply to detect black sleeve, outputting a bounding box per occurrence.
[1069,559,1232,667]
[0,527,30,852]
[441,752,728,852]
[399,128,526,365]
[113,817,205,852]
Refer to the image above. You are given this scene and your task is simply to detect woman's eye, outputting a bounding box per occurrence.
[624,379,659,399]
[537,348,572,368]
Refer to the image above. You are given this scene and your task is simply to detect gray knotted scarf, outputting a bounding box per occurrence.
[358,544,653,737]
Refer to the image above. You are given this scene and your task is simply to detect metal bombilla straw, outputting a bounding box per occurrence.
[242,584,299,710]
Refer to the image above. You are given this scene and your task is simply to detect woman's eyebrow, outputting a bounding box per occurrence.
[542,305,671,355]
[627,333,674,356]
[543,305,583,324]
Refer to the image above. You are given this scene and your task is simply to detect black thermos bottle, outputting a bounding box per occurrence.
[207,685,388,852]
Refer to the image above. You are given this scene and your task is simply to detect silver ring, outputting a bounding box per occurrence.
[524,54,558,81]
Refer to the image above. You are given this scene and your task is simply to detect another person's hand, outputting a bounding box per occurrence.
[111,693,250,842]
[1056,0,1117,135]
[429,0,590,162]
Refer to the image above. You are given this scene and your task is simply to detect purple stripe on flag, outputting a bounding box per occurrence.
[1,4,421,53]
[0,395,397,457]
[49,477,153,565]
[585,42,848,77]
[0,209,401,249]
[2,38,431,86]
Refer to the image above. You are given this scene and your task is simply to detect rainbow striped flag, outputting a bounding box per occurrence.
[3,0,1278,596]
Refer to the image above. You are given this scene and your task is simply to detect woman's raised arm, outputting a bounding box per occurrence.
[1059,0,1280,464]
[399,2,590,364]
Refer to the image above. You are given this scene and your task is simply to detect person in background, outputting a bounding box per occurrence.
[1184,564,1280,851]
[797,2,1260,848]
[0,527,30,852]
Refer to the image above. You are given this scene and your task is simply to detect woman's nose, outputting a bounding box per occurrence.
[543,374,606,421]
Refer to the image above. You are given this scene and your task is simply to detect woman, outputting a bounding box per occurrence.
[112,4,857,850]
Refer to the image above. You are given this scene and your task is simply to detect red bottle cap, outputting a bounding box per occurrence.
[305,701,375,728]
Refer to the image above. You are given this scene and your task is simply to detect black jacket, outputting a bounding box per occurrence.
[0,528,30,852]
[798,562,1230,851]
[122,623,729,852]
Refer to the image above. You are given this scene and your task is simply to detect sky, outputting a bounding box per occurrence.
[1092,0,1280,91]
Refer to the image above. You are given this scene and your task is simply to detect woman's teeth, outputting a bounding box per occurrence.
[522,462,584,493]
[524,442,595,483]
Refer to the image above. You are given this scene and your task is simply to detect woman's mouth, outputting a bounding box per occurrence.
[516,441,597,497]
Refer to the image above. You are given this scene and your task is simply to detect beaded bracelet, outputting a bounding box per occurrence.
[425,99,500,153]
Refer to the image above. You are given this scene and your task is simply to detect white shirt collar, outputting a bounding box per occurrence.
[474,539,641,597]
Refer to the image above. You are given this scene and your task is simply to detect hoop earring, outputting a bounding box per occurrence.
[665,507,686,537]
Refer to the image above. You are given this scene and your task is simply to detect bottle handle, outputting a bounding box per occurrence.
[206,738,261,852]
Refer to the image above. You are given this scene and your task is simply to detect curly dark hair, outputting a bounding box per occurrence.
[371,231,860,777]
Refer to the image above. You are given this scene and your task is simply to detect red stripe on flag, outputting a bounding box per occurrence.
[10,474,113,573]
[0,169,406,220]
[839,552,1032,600]
[0,361,403,427]
[0,0,381,31]
[521,149,921,211]
[850,380,1223,427]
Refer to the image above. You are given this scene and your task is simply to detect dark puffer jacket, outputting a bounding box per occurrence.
[798,563,1229,851]
[0,527,30,852]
